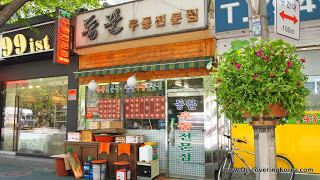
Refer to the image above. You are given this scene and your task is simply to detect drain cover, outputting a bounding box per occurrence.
[0,170,32,177]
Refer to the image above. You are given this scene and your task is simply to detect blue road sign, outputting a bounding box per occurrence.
[215,0,320,33]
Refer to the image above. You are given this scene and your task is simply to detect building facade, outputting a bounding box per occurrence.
[0,15,79,157]
[73,0,222,179]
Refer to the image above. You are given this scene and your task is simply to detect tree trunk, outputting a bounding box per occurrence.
[0,0,31,29]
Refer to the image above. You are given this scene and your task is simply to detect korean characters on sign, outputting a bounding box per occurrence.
[81,7,199,39]
[54,8,71,65]
[275,0,300,40]
[125,82,162,93]
[177,112,194,162]
[125,96,165,120]
[129,9,198,31]
[175,99,198,162]
[83,8,123,40]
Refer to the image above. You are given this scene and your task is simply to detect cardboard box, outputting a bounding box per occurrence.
[81,130,95,142]
[115,135,126,143]
[126,134,145,143]
[101,120,122,129]
[68,132,81,141]
[89,122,101,129]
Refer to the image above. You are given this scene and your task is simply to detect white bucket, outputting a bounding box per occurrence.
[92,163,107,180]
[139,145,153,162]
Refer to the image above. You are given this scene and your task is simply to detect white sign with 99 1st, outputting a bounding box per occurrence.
[275,0,300,40]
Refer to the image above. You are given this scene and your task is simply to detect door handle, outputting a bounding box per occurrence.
[170,121,175,146]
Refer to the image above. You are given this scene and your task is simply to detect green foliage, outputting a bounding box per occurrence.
[2,0,101,25]
[211,38,310,123]
[66,146,74,153]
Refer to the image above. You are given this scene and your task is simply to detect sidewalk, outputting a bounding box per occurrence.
[231,172,320,180]
[0,153,319,180]
[0,163,76,180]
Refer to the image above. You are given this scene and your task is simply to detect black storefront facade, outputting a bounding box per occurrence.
[0,16,78,157]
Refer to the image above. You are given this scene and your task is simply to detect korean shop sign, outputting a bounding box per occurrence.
[75,0,207,48]
[53,7,72,65]
[215,0,320,32]
[0,23,54,59]
[177,112,194,162]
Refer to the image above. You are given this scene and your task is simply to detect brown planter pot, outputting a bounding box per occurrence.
[242,103,287,120]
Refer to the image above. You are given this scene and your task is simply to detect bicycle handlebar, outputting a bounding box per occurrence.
[223,134,247,144]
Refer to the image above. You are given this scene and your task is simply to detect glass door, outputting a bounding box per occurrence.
[166,78,205,179]
[1,81,25,152]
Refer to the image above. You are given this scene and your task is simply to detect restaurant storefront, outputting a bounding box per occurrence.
[73,0,222,179]
[0,13,78,157]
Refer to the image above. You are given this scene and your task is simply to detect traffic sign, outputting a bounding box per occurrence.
[275,0,300,40]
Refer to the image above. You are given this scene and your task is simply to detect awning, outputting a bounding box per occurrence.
[74,56,214,78]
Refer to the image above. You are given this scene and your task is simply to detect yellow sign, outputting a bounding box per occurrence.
[1,34,50,57]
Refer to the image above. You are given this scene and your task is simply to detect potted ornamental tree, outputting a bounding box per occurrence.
[210,38,310,180]
[211,38,310,125]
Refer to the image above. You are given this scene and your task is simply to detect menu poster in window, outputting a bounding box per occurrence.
[160,96,165,119]
[98,98,121,119]
[145,97,150,119]
[135,97,140,119]
[150,97,155,119]
[125,96,165,119]
[130,98,135,119]
[155,97,161,119]
[125,98,130,119]
[116,99,121,119]
[139,97,145,119]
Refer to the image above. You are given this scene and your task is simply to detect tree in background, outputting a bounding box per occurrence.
[0,0,102,28]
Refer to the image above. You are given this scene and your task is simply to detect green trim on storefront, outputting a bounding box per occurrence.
[74,56,214,78]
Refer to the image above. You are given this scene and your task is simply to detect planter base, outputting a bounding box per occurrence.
[249,118,280,126]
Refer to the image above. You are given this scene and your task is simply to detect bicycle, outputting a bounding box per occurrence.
[217,134,295,180]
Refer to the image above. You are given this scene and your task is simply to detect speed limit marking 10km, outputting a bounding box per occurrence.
[275,0,300,40]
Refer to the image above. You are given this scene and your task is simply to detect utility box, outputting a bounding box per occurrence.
[137,159,159,179]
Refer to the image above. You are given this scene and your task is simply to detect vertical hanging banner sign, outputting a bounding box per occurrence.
[53,7,72,65]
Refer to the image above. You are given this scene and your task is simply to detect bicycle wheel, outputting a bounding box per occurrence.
[217,155,233,180]
[276,155,295,180]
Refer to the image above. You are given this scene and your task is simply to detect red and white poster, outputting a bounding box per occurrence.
[98,98,121,119]
[124,96,165,119]
[68,89,77,100]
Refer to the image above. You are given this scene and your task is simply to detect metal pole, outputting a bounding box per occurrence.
[247,1,277,180]
[259,0,269,41]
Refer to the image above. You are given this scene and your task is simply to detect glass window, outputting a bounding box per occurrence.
[124,80,165,130]
[1,76,68,155]
[83,82,122,129]
[305,76,320,111]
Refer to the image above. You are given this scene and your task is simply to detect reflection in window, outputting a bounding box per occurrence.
[1,76,68,155]
[85,82,122,129]
[305,76,320,111]
[125,80,165,130]
[167,78,203,90]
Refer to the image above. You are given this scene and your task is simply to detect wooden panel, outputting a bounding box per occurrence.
[91,128,125,134]
[79,67,210,85]
[64,142,142,179]
[79,39,215,69]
